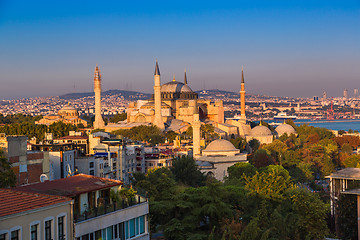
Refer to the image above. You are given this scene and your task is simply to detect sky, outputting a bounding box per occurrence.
[0,0,359,99]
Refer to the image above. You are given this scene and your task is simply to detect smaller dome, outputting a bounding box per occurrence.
[250,125,272,137]
[275,124,296,136]
[203,139,238,152]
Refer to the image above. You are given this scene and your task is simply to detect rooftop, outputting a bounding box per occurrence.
[327,168,360,180]
[55,135,88,140]
[14,174,122,197]
[0,189,71,218]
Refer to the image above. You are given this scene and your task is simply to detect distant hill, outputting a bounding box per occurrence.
[196,89,240,99]
[59,88,261,101]
[59,89,152,100]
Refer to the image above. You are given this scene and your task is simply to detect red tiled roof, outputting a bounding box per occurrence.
[55,135,88,140]
[14,174,122,197]
[0,189,71,218]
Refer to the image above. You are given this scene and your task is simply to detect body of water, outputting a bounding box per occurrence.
[293,119,360,132]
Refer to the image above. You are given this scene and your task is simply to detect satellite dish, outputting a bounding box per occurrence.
[40,174,49,182]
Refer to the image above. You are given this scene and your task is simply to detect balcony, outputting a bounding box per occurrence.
[74,195,147,223]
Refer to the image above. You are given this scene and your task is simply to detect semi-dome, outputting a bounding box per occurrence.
[161,81,194,93]
[203,139,238,152]
[250,125,272,137]
[275,124,296,136]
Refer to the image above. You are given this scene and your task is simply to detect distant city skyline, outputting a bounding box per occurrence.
[0,0,359,99]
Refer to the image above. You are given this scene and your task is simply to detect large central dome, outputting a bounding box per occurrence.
[161,81,194,93]
[159,79,198,100]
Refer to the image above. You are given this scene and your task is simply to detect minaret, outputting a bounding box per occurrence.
[240,66,246,123]
[93,64,105,129]
[154,60,164,130]
[192,100,201,157]
[184,69,188,85]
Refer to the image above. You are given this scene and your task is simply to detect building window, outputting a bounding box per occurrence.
[58,216,65,240]
[89,162,94,168]
[139,215,145,234]
[11,230,19,240]
[31,224,38,240]
[129,218,135,238]
[45,220,52,240]
[89,170,95,176]
[0,233,7,240]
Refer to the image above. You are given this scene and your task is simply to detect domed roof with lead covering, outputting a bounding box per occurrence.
[203,139,238,152]
[60,105,77,111]
[250,125,272,137]
[275,124,296,136]
[161,81,194,93]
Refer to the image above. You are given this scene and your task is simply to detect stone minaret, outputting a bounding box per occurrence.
[93,65,105,129]
[240,66,246,123]
[154,60,164,129]
[192,100,201,157]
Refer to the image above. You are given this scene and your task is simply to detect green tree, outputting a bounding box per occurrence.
[290,189,329,239]
[109,113,127,123]
[343,155,360,168]
[112,125,164,145]
[230,137,247,151]
[0,150,16,188]
[226,162,256,185]
[337,194,358,240]
[245,165,293,201]
[171,156,205,187]
[341,143,353,155]
[135,167,176,201]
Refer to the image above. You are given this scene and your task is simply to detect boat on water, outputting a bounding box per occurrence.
[274,112,297,121]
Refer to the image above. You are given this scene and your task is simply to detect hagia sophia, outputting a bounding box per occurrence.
[91,61,297,156]
[34,61,297,180]
[36,61,297,152]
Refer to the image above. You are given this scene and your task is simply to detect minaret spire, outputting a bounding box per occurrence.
[240,65,246,123]
[172,74,176,82]
[154,60,160,76]
[154,60,164,130]
[93,64,105,129]
[184,69,188,85]
[241,65,244,83]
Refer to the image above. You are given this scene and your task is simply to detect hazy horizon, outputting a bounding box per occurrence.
[1,0,359,100]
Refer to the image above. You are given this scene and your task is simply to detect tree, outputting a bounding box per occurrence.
[248,139,260,153]
[290,189,329,239]
[230,137,247,151]
[251,149,275,168]
[109,113,127,123]
[337,194,358,240]
[112,125,164,144]
[343,155,360,168]
[171,156,205,187]
[226,162,256,185]
[245,165,293,201]
[165,131,177,143]
[0,150,16,188]
[135,167,176,201]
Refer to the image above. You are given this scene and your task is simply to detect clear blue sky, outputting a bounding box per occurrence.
[0,0,359,99]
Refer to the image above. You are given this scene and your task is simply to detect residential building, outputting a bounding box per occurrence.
[0,188,73,240]
[15,174,150,240]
